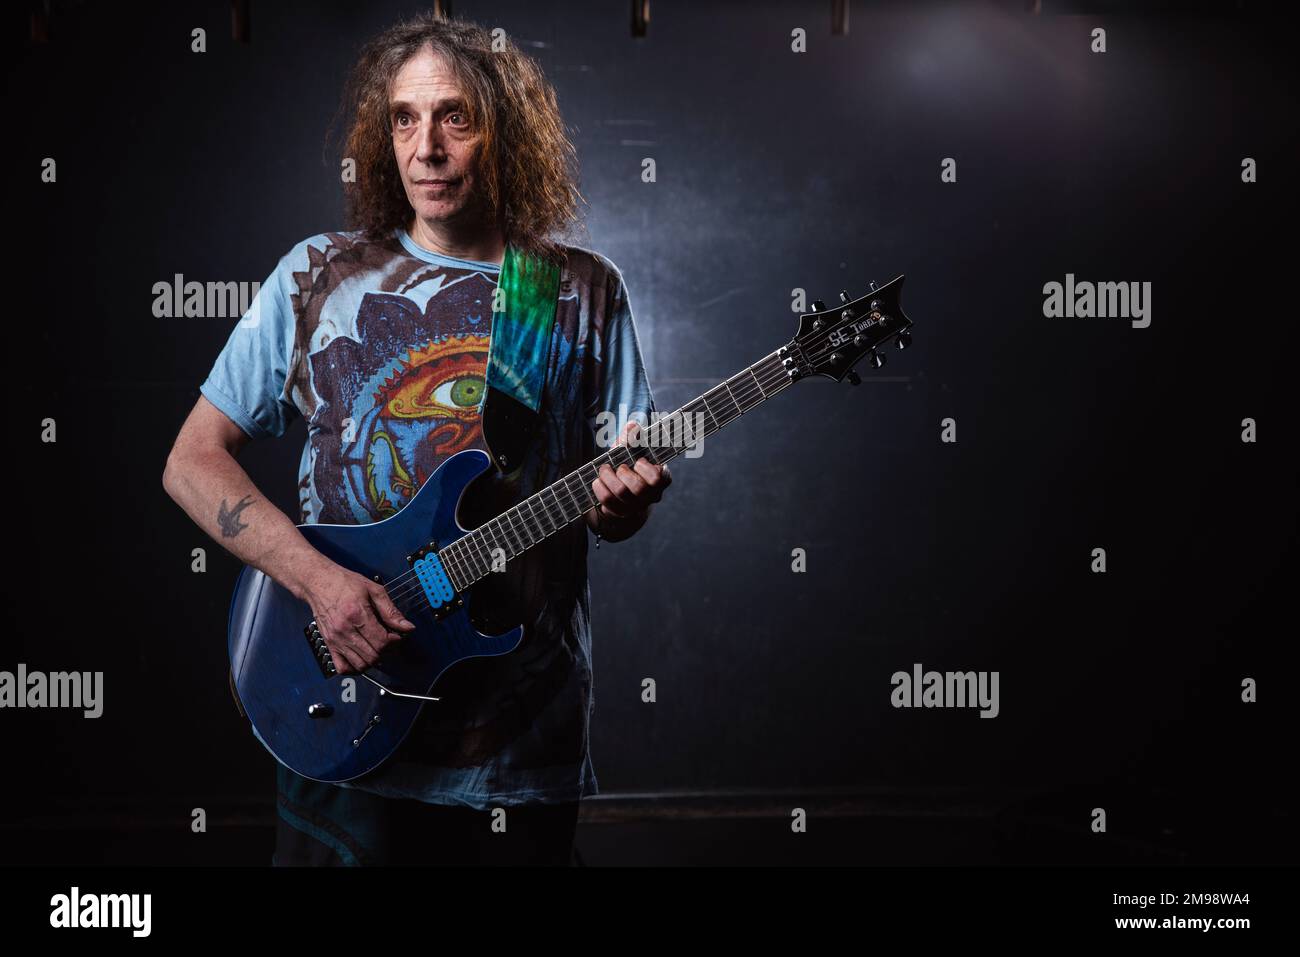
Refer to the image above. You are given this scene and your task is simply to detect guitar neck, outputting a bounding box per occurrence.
[438,344,799,591]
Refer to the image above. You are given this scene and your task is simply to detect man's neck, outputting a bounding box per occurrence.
[406,217,506,266]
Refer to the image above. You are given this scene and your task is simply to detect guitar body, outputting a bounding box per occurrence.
[227,448,523,783]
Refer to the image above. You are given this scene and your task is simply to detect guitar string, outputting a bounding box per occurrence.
[378,315,889,614]
[353,310,898,617]
[421,311,892,600]
[379,341,826,615]
[384,315,892,613]
[387,349,790,600]
[374,353,793,614]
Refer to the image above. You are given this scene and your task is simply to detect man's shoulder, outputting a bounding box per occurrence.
[559,243,626,293]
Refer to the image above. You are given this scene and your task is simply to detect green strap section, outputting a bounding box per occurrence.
[486,246,561,412]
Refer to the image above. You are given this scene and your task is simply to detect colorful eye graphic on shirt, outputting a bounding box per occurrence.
[358,333,491,516]
[382,345,487,421]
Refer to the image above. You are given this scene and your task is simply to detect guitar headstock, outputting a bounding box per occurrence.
[781,276,914,385]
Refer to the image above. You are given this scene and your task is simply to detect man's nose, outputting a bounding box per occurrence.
[415,116,446,164]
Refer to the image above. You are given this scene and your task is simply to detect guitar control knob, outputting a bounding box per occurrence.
[896,332,912,350]
[846,371,861,386]
[869,351,886,369]
[812,300,826,312]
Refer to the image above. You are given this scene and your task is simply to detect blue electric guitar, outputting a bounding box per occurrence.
[227,278,916,781]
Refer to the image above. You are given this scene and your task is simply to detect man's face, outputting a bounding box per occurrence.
[390,45,482,228]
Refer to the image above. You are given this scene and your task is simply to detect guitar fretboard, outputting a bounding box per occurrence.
[437,345,799,591]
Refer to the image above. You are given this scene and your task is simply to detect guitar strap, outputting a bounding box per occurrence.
[480,244,562,474]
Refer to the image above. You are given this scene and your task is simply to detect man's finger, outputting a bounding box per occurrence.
[596,464,636,504]
[632,457,668,492]
[613,462,648,497]
[370,585,416,632]
[592,471,633,517]
[328,641,365,675]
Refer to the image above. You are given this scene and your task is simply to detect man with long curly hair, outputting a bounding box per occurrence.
[163,11,667,865]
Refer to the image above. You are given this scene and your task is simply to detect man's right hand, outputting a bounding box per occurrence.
[295,558,417,675]
[162,395,417,676]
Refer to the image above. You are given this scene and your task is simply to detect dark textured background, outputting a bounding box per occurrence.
[6,0,1295,864]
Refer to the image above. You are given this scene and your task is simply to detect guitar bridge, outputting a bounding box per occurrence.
[303,619,337,678]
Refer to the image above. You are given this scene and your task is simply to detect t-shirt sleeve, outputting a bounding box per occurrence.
[199,250,301,440]
[585,258,656,449]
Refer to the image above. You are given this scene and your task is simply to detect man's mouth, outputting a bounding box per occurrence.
[416,178,458,189]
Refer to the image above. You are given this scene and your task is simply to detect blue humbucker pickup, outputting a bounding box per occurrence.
[413,552,456,611]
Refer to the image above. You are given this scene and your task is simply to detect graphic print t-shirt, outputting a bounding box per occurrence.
[201,228,655,808]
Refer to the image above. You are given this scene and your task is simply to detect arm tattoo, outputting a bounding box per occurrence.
[218,495,255,538]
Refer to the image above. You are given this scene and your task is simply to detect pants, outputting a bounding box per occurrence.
[272,764,579,866]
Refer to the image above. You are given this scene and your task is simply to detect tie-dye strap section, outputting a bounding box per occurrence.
[486,246,561,412]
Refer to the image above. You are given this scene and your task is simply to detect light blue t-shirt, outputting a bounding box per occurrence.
[202,228,655,808]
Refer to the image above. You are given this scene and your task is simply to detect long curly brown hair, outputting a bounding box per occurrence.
[333,11,584,264]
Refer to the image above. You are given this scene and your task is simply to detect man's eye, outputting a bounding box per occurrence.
[448,112,466,126]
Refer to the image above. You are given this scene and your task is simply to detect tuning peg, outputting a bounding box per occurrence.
[868,280,878,292]
[869,350,886,369]
[895,332,912,350]
[811,299,826,312]
[846,370,861,386]
[839,290,851,303]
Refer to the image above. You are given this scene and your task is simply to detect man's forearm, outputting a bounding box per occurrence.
[162,447,326,599]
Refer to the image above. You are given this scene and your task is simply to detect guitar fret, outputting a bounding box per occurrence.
[563,472,591,514]
[711,382,739,423]
[697,393,721,434]
[539,487,560,527]
[519,498,539,538]
[546,486,572,522]
[718,380,744,419]
[439,542,464,590]
[529,494,554,536]
[458,535,486,579]
[470,530,493,576]
[485,519,509,566]
[506,507,529,552]
[496,509,517,553]
[548,484,570,523]
[578,462,601,508]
